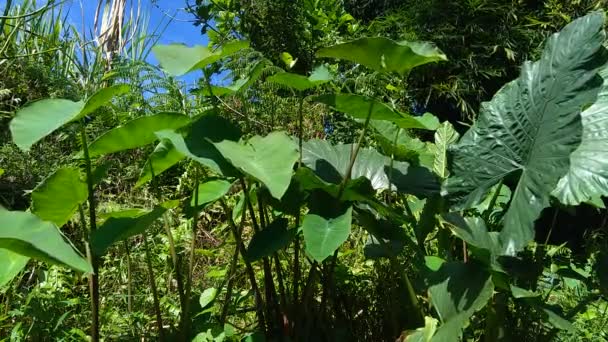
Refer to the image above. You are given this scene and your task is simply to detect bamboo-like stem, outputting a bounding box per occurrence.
[143,235,165,340]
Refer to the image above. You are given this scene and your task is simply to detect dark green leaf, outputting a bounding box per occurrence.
[428,261,494,342]
[31,167,88,227]
[0,210,92,273]
[246,218,296,262]
[316,37,447,75]
[87,113,190,157]
[90,207,166,255]
[444,12,607,254]
[136,139,185,188]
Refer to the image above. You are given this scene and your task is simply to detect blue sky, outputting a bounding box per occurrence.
[64,0,209,85]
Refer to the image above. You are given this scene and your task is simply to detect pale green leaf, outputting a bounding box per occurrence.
[31,167,88,227]
[214,132,299,199]
[316,37,447,75]
[432,122,459,178]
[135,139,185,188]
[302,207,352,262]
[88,113,190,157]
[191,180,232,207]
[0,248,29,288]
[0,210,92,273]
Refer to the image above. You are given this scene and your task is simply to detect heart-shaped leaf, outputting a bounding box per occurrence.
[267,65,332,91]
[191,179,232,208]
[445,12,608,254]
[31,167,88,227]
[214,131,299,199]
[135,139,185,188]
[302,206,352,262]
[0,210,92,273]
[316,37,447,75]
[246,218,296,262]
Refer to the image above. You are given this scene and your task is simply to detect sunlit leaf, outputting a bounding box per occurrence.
[444,12,607,254]
[316,37,447,75]
[267,65,332,91]
[199,287,218,309]
[191,179,232,207]
[214,131,299,199]
[432,122,459,178]
[31,167,88,227]
[87,113,190,157]
[369,120,435,168]
[0,210,91,273]
[302,206,352,262]
[152,40,249,76]
[78,84,130,119]
[313,94,439,130]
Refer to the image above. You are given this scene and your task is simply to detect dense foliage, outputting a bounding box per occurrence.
[2,1,608,342]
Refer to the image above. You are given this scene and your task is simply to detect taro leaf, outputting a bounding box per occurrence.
[316,37,447,76]
[364,235,404,259]
[0,249,29,288]
[214,131,299,199]
[245,218,296,262]
[152,40,249,76]
[267,65,332,91]
[87,113,190,157]
[444,12,608,255]
[0,210,92,273]
[432,122,459,179]
[191,179,232,208]
[540,305,574,331]
[302,206,352,262]
[369,120,435,168]
[443,214,502,266]
[135,139,185,188]
[90,207,166,255]
[302,139,439,197]
[358,208,408,259]
[156,114,241,176]
[474,184,512,216]
[31,167,88,227]
[10,85,129,150]
[313,94,439,130]
[510,285,539,299]
[427,261,494,342]
[553,67,608,205]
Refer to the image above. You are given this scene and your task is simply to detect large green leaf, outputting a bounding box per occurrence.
[316,37,447,75]
[313,94,439,130]
[267,65,332,91]
[135,139,185,188]
[0,210,92,273]
[428,261,494,342]
[0,249,29,288]
[31,167,88,227]
[156,114,241,176]
[10,85,129,150]
[87,113,190,157]
[90,207,166,255]
[444,12,607,254]
[302,139,439,197]
[197,60,267,96]
[152,40,249,76]
[214,131,299,199]
[245,218,296,262]
[302,206,352,262]
[553,67,608,205]
[369,120,435,168]
[432,122,459,179]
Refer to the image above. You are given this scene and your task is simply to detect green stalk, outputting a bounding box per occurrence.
[80,123,100,342]
[220,243,240,324]
[124,241,133,314]
[143,234,165,340]
[183,167,200,336]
